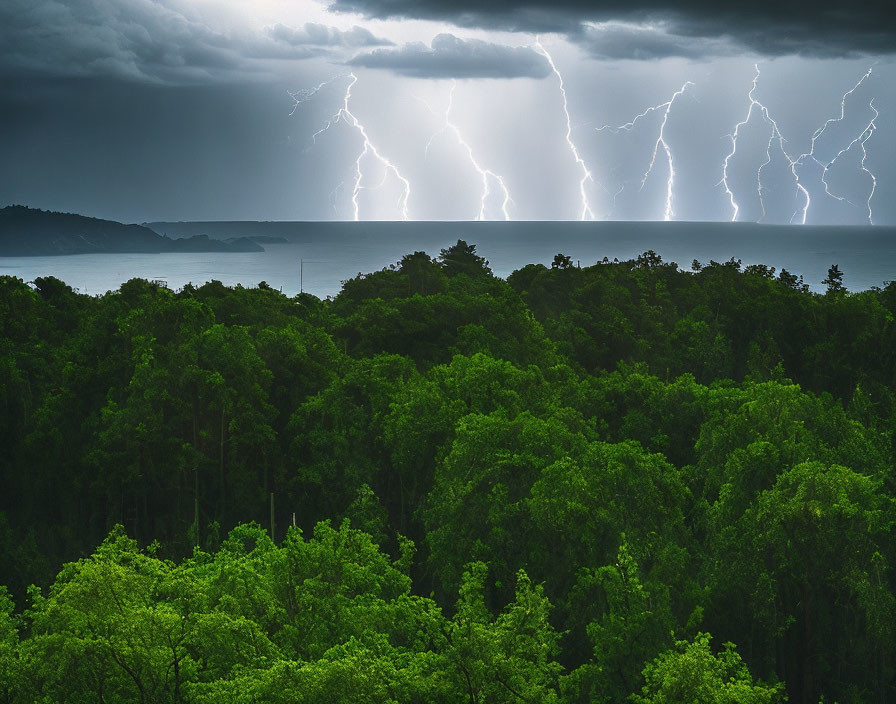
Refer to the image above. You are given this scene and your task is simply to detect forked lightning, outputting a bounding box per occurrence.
[291,73,411,221]
[420,80,513,220]
[722,64,878,224]
[597,81,694,221]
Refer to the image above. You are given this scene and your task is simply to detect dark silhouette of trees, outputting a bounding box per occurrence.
[823,263,845,293]
[438,239,492,278]
[552,253,573,270]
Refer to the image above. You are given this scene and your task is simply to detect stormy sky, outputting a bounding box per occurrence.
[1,0,894,224]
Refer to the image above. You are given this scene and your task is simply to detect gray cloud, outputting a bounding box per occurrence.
[1,0,242,83]
[572,22,734,61]
[264,22,393,50]
[327,0,896,57]
[0,1,389,85]
[348,33,551,79]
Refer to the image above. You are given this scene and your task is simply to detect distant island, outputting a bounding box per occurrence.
[0,205,264,256]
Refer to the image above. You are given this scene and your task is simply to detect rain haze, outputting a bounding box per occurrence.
[0,0,894,226]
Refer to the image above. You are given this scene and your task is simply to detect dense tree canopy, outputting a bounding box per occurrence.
[1,242,895,702]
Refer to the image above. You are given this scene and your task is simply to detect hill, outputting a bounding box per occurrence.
[0,205,263,255]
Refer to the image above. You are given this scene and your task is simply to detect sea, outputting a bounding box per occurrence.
[2,221,895,298]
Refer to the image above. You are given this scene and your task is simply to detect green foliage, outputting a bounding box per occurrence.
[631,633,786,704]
[562,542,677,703]
[444,563,563,703]
[1,246,896,704]
[0,586,18,702]
[5,522,566,703]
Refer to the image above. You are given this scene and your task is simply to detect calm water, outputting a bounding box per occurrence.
[2,221,895,298]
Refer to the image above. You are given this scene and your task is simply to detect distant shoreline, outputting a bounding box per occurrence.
[3,220,895,299]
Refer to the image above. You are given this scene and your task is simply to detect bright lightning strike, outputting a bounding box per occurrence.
[419,81,512,221]
[535,40,596,220]
[784,68,876,224]
[787,67,873,223]
[862,101,879,225]
[721,65,762,221]
[723,65,878,225]
[290,65,879,225]
[820,99,879,224]
[802,68,873,168]
[720,65,807,224]
[597,81,694,221]
[291,73,411,221]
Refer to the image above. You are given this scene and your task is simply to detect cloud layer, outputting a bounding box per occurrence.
[0,0,392,84]
[264,22,393,50]
[349,33,551,78]
[571,22,734,60]
[328,0,896,57]
[4,0,890,87]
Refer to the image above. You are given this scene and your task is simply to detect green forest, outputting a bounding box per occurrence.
[1,242,895,703]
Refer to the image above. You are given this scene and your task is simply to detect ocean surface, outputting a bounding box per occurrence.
[2,221,895,298]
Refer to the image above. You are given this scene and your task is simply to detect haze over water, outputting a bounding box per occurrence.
[2,222,894,298]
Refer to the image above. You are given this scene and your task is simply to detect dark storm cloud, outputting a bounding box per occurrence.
[573,22,733,60]
[348,33,551,78]
[0,1,390,85]
[327,0,896,57]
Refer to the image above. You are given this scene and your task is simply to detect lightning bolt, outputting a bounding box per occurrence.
[783,68,875,224]
[801,68,873,166]
[535,40,596,220]
[291,73,411,221]
[723,65,878,225]
[758,104,802,225]
[819,99,878,223]
[290,65,879,225]
[597,81,694,221]
[419,81,513,221]
[720,68,752,222]
[287,76,346,116]
[720,65,809,224]
[785,67,873,223]
[862,101,879,225]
